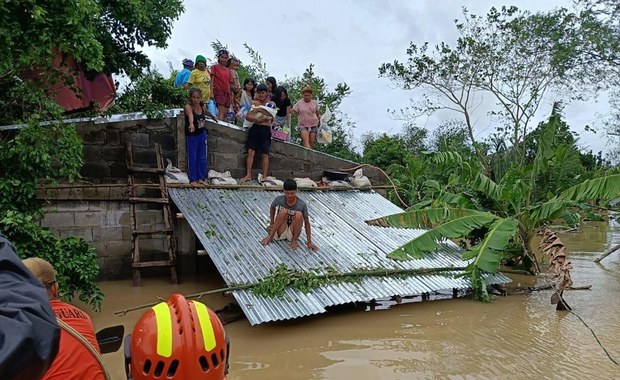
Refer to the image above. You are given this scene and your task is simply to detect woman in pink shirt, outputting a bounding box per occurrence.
[291,86,321,149]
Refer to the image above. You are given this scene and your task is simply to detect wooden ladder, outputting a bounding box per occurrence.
[126,142,178,287]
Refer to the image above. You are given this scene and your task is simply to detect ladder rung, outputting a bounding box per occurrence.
[132,260,175,268]
[127,166,165,174]
[129,197,169,204]
[132,229,173,236]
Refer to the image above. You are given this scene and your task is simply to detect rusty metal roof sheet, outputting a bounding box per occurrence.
[169,188,510,325]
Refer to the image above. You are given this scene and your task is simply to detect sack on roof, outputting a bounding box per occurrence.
[350,168,371,189]
[258,174,284,187]
[208,169,237,185]
[165,159,189,184]
[294,177,318,188]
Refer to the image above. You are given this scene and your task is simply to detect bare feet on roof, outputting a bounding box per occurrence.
[198,179,207,186]
[289,240,299,250]
[190,181,198,188]
[260,236,271,246]
[239,176,251,184]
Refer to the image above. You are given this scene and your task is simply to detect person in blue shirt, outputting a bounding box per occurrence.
[174,58,194,88]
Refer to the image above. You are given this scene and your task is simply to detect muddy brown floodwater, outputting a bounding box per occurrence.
[91,220,620,379]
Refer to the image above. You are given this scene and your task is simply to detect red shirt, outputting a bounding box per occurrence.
[210,64,232,93]
[42,300,105,380]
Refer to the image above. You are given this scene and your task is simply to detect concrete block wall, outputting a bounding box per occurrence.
[77,117,178,183]
[41,200,176,280]
[39,112,386,279]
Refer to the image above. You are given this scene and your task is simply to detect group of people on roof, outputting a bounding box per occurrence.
[174,50,323,186]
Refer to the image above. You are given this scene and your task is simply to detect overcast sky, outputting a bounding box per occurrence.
[143,0,616,156]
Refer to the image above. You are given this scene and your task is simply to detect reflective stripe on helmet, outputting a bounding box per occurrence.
[192,301,216,351]
[152,302,173,357]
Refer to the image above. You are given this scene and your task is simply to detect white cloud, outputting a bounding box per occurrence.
[143,0,612,155]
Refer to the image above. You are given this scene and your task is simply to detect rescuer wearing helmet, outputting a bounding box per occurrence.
[124,293,230,380]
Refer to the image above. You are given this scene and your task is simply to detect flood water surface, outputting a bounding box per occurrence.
[93,221,620,379]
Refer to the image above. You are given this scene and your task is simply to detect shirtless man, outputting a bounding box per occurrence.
[261,179,318,251]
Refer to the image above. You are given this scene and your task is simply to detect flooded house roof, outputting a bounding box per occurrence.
[169,188,510,325]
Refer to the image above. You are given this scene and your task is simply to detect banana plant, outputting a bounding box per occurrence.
[368,111,620,301]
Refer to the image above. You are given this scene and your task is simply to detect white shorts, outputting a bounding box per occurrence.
[274,225,293,241]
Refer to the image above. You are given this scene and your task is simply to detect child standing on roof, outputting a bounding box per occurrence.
[265,77,277,101]
[227,57,241,116]
[291,86,321,149]
[187,55,212,103]
[240,84,276,183]
[273,86,292,134]
[183,88,209,186]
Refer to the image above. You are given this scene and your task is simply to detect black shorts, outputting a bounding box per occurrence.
[246,123,272,154]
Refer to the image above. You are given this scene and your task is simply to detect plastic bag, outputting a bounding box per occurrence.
[316,123,333,144]
[237,104,251,130]
[321,106,332,124]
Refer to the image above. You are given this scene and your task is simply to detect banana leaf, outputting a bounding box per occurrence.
[528,199,569,223]
[557,174,620,203]
[367,208,497,260]
[367,207,487,228]
[462,218,519,273]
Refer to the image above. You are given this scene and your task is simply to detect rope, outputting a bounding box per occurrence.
[56,318,112,379]
[540,277,619,366]
[338,163,410,208]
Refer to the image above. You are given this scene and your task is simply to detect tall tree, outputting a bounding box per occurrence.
[379,6,613,172]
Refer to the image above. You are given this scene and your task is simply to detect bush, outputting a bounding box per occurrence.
[110,71,187,118]
[0,118,103,311]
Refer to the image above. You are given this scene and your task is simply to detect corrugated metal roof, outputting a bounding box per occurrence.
[169,188,510,325]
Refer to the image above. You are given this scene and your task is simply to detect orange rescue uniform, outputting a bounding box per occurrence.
[42,300,105,380]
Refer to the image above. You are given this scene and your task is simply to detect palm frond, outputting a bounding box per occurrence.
[462,218,520,273]
[384,212,498,260]
[557,174,620,203]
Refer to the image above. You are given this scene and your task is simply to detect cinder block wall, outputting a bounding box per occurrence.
[39,112,386,279]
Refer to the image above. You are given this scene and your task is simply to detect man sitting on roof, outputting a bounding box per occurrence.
[261,179,318,251]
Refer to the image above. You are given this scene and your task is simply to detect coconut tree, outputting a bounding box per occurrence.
[368,110,620,301]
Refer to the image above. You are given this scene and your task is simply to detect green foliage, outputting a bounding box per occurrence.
[0,116,103,311]
[380,208,497,260]
[110,70,187,118]
[0,211,104,311]
[0,0,184,123]
[370,108,620,301]
[362,133,408,169]
[252,264,326,298]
